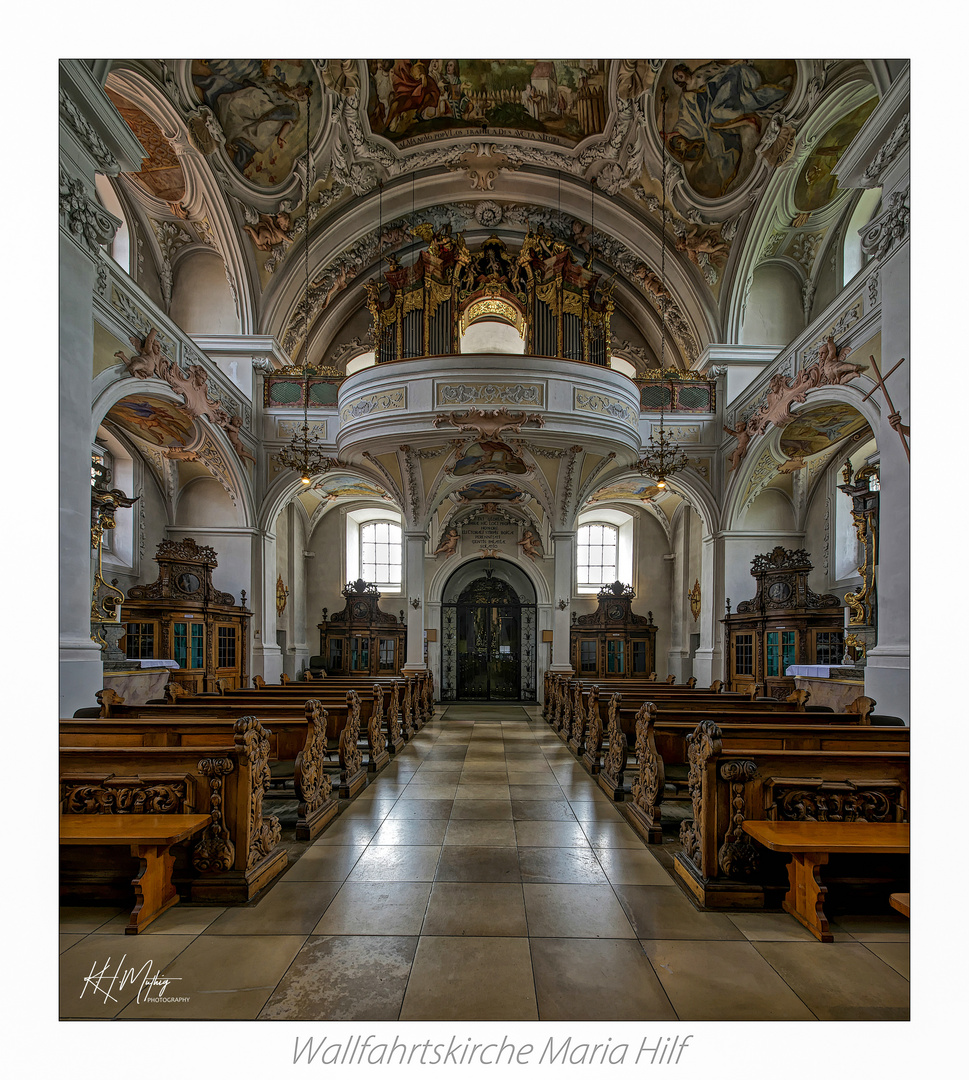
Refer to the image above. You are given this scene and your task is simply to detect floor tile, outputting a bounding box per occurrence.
[514,819,590,848]
[399,936,538,1020]
[518,846,609,884]
[59,905,125,933]
[369,817,449,846]
[454,783,511,800]
[509,784,563,799]
[436,845,522,882]
[313,818,382,846]
[397,783,459,800]
[862,940,910,980]
[422,882,527,936]
[385,799,454,819]
[346,845,442,881]
[832,914,910,942]
[531,937,677,1020]
[259,935,418,1019]
[594,847,673,887]
[117,934,306,1020]
[312,881,432,935]
[614,885,745,940]
[641,939,817,1020]
[522,883,636,938]
[511,799,577,820]
[752,940,910,1019]
[93,902,228,935]
[583,820,646,847]
[283,845,364,881]
[59,934,88,953]
[447,799,515,820]
[727,911,835,942]
[444,819,518,846]
[204,880,341,935]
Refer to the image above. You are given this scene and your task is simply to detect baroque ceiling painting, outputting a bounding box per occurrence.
[794,96,878,213]
[656,60,797,199]
[105,89,186,203]
[313,475,391,500]
[585,479,665,504]
[191,60,321,186]
[456,480,527,502]
[108,395,197,448]
[452,440,529,477]
[366,60,609,144]
[778,404,870,459]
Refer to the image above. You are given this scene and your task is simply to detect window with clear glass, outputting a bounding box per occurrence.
[378,638,396,670]
[577,523,619,588]
[217,625,236,669]
[360,521,402,588]
[815,631,844,666]
[125,622,154,659]
[579,639,597,672]
[734,633,754,676]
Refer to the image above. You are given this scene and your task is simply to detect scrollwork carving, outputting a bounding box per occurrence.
[339,690,364,779]
[192,757,236,873]
[294,699,333,818]
[233,717,281,871]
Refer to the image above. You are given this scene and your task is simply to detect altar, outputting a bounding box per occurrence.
[787,665,866,711]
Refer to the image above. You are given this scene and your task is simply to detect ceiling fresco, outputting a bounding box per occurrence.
[794,96,878,213]
[107,395,197,447]
[778,404,870,459]
[655,60,797,200]
[106,89,186,203]
[366,60,609,145]
[190,60,322,186]
[312,474,392,500]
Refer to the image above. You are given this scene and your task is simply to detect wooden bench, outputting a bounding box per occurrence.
[623,708,910,843]
[60,813,211,933]
[890,892,910,917]
[742,820,910,941]
[668,721,909,909]
[87,690,372,798]
[60,718,289,903]
[61,698,340,840]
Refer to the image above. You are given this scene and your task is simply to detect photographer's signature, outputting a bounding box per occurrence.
[81,956,188,1004]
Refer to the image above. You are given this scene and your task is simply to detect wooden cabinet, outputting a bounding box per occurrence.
[121,538,251,692]
[723,547,844,698]
[570,582,657,679]
[318,579,406,677]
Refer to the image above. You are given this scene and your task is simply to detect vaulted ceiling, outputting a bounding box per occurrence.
[100,59,897,377]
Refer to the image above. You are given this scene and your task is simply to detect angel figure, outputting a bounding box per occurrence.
[817,335,863,385]
[433,528,459,558]
[517,529,543,560]
[724,418,752,472]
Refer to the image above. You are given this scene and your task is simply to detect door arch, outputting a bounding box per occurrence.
[441,560,537,702]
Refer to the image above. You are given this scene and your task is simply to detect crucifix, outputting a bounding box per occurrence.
[860,355,909,461]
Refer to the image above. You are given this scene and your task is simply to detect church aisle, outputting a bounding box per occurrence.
[59,708,910,1021]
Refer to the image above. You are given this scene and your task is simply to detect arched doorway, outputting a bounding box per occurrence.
[441,561,537,702]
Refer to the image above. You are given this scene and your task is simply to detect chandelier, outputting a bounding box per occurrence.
[638,86,687,490]
[273,75,333,486]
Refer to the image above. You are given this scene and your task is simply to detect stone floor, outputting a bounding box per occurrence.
[59,705,910,1022]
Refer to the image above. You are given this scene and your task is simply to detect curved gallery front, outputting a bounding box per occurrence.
[441,560,537,703]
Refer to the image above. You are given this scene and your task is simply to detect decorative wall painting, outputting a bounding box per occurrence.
[794,97,878,213]
[191,60,321,186]
[108,396,197,447]
[453,440,528,477]
[586,480,664,504]
[779,404,870,459]
[656,60,796,199]
[366,60,609,145]
[456,480,526,502]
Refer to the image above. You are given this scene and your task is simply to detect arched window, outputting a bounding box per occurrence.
[361,520,402,588]
[345,507,403,593]
[576,508,635,594]
[577,523,619,588]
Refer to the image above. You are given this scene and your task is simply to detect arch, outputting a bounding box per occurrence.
[169,248,240,335]
[740,262,804,345]
[175,474,244,527]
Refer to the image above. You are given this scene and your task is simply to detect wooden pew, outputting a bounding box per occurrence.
[60,814,211,933]
[89,690,372,798]
[622,703,910,843]
[593,698,877,800]
[668,720,909,909]
[61,698,339,840]
[741,820,910,941]
[60,716,289,904]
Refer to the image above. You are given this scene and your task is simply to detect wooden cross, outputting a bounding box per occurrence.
[860,355,909,461]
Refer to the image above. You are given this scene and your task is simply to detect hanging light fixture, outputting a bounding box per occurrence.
[274,74,333,486]
[638,85,688,490]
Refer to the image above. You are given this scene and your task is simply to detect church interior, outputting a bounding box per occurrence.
[57,56,916,1036]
